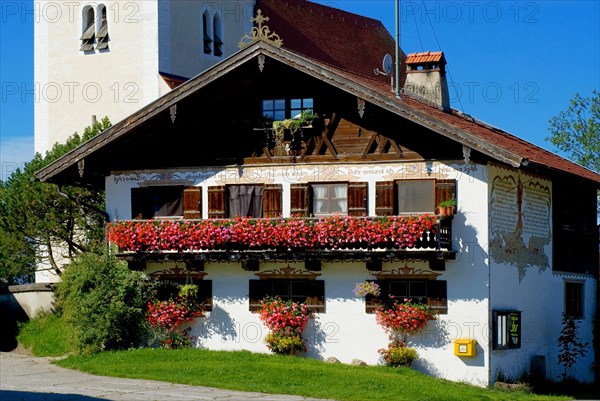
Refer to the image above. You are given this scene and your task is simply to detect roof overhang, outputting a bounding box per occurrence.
[36,41,541,184]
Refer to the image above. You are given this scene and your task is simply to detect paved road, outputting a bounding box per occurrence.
[0,352,332,401]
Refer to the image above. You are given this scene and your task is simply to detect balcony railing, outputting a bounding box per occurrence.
[108,215,452,257]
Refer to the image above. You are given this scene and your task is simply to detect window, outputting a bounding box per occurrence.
[262,99,286,120]
[492,310,521,350]
[312,183,348,217]
[365,279,447,314]
[80,6,95,52]
[202,11,212,54]
[227,185,264,218]
[131,186,202,220]
[213,13,223,57]
[207,184,282,219]
[96,4,109,50]
[132,186,184,219]
[290,98,314,118]
[553,180,598,275]
[262,98,314,120]
[375,179,456,215]
[290,182,367,217]
[154,278,212,311]
[565,281,584,318]
[397,180,435,214]
[249,279,325,312]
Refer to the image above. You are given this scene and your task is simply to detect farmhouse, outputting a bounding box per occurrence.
[36,0,599,386]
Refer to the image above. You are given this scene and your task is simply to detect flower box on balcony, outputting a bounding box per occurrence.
[107,215,440,254]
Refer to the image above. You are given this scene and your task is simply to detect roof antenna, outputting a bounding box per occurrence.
[374,54,394,93]
[395,0,401,98]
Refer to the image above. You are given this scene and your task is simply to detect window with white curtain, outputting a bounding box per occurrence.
[312,183,348,216]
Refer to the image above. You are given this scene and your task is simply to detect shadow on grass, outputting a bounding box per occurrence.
[531,381,599,400]
[0,390,107,401]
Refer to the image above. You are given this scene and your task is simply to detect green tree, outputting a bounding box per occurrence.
[0,118,111,284]
[54,251,149,354]
[557,314,588,381]
[547,90,600,173]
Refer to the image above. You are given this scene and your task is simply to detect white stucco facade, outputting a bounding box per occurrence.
[103,159,596,386]
[105,160,493,384]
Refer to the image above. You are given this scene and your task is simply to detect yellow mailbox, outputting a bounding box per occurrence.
[454,338,476,357]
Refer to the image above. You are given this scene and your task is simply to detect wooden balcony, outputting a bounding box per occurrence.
[109,215,455,267]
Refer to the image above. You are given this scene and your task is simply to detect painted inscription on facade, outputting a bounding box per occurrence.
[489,165,551,280]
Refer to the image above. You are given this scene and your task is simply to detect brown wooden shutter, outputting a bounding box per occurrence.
[290,183,310,217]
[197,280,213,311]
[306,281,325,313]
[207,185,226,219]
[131,187,150,220]
[263,184,282,218]
[435,180,457,213]
[375,181,396,216]
[249,280,271,312]
[183,187,202,219]
[427,280,447,314]
[348,182,368,216]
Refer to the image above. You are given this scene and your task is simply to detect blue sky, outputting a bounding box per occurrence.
[1,1,599,181]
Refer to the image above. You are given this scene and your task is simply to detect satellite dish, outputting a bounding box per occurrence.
[382,54,393,75]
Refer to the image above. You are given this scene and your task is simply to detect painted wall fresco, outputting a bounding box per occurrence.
[489,165,552,280]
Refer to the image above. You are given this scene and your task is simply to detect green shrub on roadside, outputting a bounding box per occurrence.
[54,251,149,354]
[17,312,72,356]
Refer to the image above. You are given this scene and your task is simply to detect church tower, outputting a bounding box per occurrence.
[34,0,255,155]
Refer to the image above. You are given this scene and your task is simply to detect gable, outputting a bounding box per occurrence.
[36,43,600,187]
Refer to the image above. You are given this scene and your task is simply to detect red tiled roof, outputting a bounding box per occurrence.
[257,0,402,86]
[406,51,445,65]
[307,59,600,183]
[159,72,188,89]
[401,95,600,183]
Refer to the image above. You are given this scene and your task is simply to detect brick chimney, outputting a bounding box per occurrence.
[403,51,450,111]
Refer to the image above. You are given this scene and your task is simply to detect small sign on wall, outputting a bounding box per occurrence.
[492,310,521,350]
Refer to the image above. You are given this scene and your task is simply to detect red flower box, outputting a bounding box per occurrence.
[107,215,438,253]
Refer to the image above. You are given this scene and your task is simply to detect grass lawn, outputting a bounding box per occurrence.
[17,313,72,357]
[56,348,568,401]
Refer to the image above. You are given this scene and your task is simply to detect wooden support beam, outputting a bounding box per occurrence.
[242,260,260,271]
[429,258,446,271]
[366,257,382,271]
[387,137,404,157]
[185,260,205,272]
[361,133,379,159]
[305,258,322,271]
[315,113,340,159]
[300,136,316,161]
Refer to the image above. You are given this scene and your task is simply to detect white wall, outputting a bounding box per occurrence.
[34,0,160,154]
[109,161,495,386]
[160,0,255,79]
